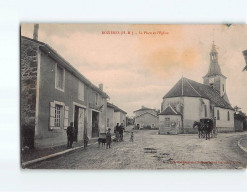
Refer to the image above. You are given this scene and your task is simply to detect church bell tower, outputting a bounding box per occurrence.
[203,42,230,103]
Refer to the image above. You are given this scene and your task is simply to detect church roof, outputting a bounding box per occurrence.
[163,77,233,110]
[159,105,181,115]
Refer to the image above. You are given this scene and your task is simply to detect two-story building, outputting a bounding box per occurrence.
[21,36,109,148]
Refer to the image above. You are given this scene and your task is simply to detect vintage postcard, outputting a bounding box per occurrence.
[20,24,247,169]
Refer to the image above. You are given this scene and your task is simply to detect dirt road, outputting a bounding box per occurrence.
[28,130,247,169]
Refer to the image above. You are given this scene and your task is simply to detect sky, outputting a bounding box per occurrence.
[21,24,247,116]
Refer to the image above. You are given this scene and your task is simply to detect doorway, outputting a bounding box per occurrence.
[74,106,85,141]
[92,111,99,137]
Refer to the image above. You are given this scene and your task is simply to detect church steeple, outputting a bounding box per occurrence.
[205,41,224,77]
[203,42,229,103]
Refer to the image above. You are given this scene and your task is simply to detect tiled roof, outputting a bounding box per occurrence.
[163,77,233,110]
[135,112,158,119]
[107,102,127,114]
[159,105,181,115]
[133,106,154,113]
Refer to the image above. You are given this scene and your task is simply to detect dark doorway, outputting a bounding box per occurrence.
[92,111,99,137]
[74,106,79,141]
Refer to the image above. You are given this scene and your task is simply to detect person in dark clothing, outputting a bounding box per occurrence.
[83,132,89,149]
[106,128,112,149]
[119,123,125,141]
[67,122,75,148]
[115,123,120,142]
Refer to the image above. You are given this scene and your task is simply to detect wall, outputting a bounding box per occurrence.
[135,113,159,129]
[20,38,39,148]
[159,115,182,134]
[234,119,243,131]
[214,107,234,132]
[106,106,114,131]
[114,112,126,128]
[134,109,157,117]
[183,97,210,133]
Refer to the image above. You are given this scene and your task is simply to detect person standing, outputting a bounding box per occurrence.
[115,123,120,142]
[119,123,125,141]
[67,122,75,148]
[106,128,112,149]
[83,131,89,149]
[130,132,134,142]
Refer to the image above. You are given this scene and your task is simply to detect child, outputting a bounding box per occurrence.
[130,132,134,142]
[106,128,112,149]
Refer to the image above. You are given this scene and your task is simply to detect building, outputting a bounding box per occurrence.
[21,35,110,148]
[159,42,234,134]
[113,104,127,128]
[134,106,159,129]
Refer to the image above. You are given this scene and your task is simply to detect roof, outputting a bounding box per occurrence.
[159,105,181,115]
[133,106,154,113]
[163,77,233,110]
[107,102,127,114]
[21,36,109,98]
[135,111,158,119]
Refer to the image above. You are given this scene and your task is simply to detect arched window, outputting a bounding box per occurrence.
[227,111,230,121]
[217,110,220,120]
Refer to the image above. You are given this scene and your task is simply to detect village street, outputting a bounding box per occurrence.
[28,127,247,170]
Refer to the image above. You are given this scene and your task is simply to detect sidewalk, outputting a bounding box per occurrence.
[21,137,98,163]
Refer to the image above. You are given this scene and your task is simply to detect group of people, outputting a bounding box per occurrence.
[114,123,125,142]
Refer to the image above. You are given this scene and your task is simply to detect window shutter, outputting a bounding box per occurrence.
[64,106,69,129]
[49,102,55,129]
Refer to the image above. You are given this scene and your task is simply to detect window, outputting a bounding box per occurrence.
[78,81,84,101]
[217,110,220,120]
[55,64,65,91]
[165,118,170,127]
[107,118,110,127]
[55,104,63,127]
[222,84,225,92]
[227,111,230,121]
[204,105,207,117]
[95,93,98,105]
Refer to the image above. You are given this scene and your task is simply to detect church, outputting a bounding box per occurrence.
[159,43,235,134]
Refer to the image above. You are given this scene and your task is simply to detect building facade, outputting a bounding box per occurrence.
[21,36,110,148]
[134,106,159,129]
[159,43,234,134]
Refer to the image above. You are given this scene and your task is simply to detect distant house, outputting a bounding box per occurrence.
[133,106,159,129]
[107,102,127,131]
[159,43,234,134]
[21,36,110,148]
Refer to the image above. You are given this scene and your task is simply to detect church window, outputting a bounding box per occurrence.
[217,110,220,120]
[227,111,230,121]
[204,105,207,117]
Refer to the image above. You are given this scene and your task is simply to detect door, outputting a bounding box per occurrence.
[92,111,99,137]
[77,108,85,141]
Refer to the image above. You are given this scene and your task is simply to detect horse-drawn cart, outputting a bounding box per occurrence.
[193,118,216,140]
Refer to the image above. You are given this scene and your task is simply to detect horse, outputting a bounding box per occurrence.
[193,121,204,139]
[193,120,214,140]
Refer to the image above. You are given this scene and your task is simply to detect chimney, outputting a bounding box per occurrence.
[99,83,103,91]
[243,50,247,66]
[33,24,39,40]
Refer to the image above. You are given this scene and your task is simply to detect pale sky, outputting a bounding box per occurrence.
[21,24,247,116]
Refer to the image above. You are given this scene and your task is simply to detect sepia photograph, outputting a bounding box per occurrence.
[20,24,247,170]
